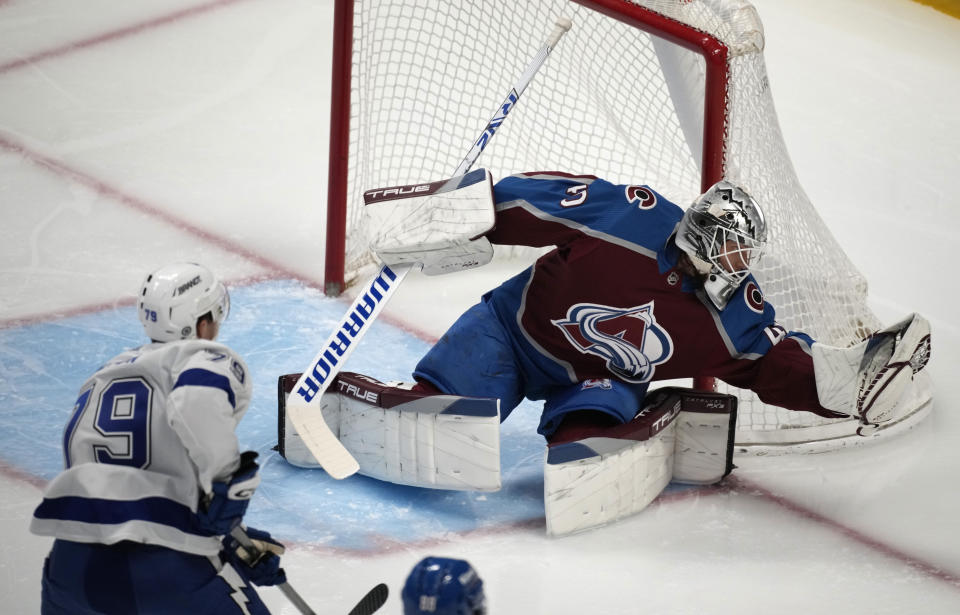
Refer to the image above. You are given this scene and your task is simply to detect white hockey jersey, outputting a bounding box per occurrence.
[30,340,252,556]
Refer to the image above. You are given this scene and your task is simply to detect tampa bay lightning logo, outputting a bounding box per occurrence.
[552,301,674,383]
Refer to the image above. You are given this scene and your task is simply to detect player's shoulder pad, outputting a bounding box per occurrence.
[170,339,251,394]
[713,275,785,358]
[603,181,684,249]
[495,173,683,249]
[503,171,601,183]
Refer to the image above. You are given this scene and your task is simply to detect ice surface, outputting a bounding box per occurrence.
[2,0,959,613]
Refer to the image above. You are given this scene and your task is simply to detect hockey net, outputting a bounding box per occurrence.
[324,0,932,453]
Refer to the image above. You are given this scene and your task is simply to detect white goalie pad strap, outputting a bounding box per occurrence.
[543,397,680,537]
[279,372,501,491]
[364,168,496,275]
[812,313,931,432]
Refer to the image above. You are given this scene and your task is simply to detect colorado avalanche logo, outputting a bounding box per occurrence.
[552,301,674,383]
[582,378,613,390]
[626,185,657,209]
[743,281,765,314]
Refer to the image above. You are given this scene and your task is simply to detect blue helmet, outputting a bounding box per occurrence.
[402,557,486,615]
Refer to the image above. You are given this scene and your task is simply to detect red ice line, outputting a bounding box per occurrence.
[0,0,314,330]
[2,0,958,593]
[0,0,441,343]
[0,126,440,341]
[0,0,253,75]
[0,133,307,282]
[726,475,960,590]
[0,273,270,330]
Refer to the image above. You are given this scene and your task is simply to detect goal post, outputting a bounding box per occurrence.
[323,0,732,294]
[324,0,355,297]
[321,0,932,452]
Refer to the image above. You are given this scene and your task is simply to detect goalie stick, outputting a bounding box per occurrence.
[229,526,389,615]
[285,15,573,478]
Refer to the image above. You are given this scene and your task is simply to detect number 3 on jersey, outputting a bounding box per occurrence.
[560,184,588,207]
[64,378,153,469]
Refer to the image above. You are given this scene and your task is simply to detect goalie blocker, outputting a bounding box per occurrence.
[544,387,737,537]
[364,168,496,275]
[278,372,502,491]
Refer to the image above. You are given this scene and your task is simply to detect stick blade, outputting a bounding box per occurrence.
[286,399,359,479]
[347,583,389,615]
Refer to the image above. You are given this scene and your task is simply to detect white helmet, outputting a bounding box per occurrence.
[675,180,767,309]
[137,263,229,342]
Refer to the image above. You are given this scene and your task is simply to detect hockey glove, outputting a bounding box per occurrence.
[221,526,287,587]
[855,313,931,432]
[197,451,261,535]
[812,313,931,434]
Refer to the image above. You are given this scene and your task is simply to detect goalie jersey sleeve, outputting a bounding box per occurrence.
[30,340,252,556]
[475,172,842,418]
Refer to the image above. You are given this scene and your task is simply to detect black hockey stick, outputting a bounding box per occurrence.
[347,582,389,615]
[229,526,318,614]
[230,526,389,614]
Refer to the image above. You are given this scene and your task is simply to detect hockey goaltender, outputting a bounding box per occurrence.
[278,170,931,536]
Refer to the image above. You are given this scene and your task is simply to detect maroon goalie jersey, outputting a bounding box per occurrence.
[480,172,843,419]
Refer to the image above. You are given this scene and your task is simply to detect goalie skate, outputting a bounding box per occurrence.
[278,372,501,490]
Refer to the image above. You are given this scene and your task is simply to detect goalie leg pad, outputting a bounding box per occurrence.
[543,391,679,537]
[543,387,736,537]
[278,372,501,491]
[544,429,675,537]
[278,373,340,470]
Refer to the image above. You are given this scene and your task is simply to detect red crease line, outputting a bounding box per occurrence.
[0,273,279,330]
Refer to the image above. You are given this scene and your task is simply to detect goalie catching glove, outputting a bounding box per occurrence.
[363,168,496,275]
[813,313,931,434]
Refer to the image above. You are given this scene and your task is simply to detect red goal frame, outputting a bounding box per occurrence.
[323,0,732,390]
[323,0,730,295]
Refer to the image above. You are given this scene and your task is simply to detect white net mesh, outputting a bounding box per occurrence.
[344,1,706,275]
[334,0,929,450]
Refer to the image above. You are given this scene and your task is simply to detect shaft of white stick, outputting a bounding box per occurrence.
[293,15,573,477]
[454,16,573,176]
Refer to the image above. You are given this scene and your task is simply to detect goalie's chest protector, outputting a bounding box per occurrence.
[487,173,778,388]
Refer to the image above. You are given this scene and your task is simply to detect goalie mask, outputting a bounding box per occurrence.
[675,180,767,310]
[138,262,229,342]
[402,556,486,615]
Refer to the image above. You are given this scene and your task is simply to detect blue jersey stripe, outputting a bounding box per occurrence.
[173,368,235,408]
[33,495,213,537]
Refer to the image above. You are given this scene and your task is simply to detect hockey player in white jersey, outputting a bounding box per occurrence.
[31,263,283,614]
